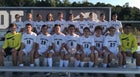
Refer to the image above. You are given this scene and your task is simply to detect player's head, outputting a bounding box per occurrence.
[83,27,90,36]
[94,26,103,34]
[41,25,48,34]
[123,23,132,34]
[89,12,94,19]
[26,13,32,20]
[46,12,54,21]
[54,24,61,33]
[100,13,105,20]
[112,12,118,20]
[25,23,33,33]
[36,13,42,21]
[9,23,17,32]
[68,24,76,34]
[79,12,84,19]
[58,12,63,19]
[69,13,74,20]
[108,26,116,35]
[15,14,21,20]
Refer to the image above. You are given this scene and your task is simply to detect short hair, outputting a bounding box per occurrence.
[123,23,132,29]
[36,13,41,17]
[83,27,90,32]
[9,23,17,28]
[41,24,48,29]
[68,24,75,29]
[95,26,103,31]
[15,14,21,18]
[25,23,32,27]
[109,26,116,30]
[89,12,93,16]
[54,24,61,28]
[100,13,105,16]
[58,12,63,15]
[112,12,118,16]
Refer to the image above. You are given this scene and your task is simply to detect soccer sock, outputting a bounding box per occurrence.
[74,60,80,67]
[80,62,85,67]
[19,64,24,67]
[103,63,107,68]
[30,64,34,67]
[59,59,64,67]
[89,61,94,67]
[136,66,140,69]
[48,58,52,67]
[44,58,48,66]
[34,58,40,66]
[64,60,69,67]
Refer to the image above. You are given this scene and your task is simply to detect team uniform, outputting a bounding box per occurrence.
[86,20,97,34]
[79,36,95,56]
[93,34,105,54]
[104,34,121,56]
[34,20,45,34]
[109,20,122,34]
[55,19,67,32]
[65,34,79,55]
[97,20,109,34]
[67,20,78,27]
[45,21,55,34]
[77,20,88,35]
[13,20,24,32]
[21,32,37,55]
[23,20,35,28]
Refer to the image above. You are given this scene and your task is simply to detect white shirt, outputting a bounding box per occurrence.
[36,33,51,50]
[13,20,24,32]
[77,20,88,34]
[67,20,78,27]
[97,20,109,33]
[23,20,35,27]
[55,19,67,32]
[45,21,55,33]
[109,20,122,33]
[104,34,121,53]
[87,20,97,33]
[34,20,45,33]
[22,32,37,49]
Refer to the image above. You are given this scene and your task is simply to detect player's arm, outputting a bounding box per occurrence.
[15,34,22,50]
[132,36,138,53]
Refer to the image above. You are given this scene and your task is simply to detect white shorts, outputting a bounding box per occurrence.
[22,47,32,56]
[38,49,54,55]
[83,49,91,56]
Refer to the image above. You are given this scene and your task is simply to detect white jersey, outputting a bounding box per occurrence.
[45,21,55,33]
[77,20,88,34]
[22,32,37,49]
[103,34,121,55]
[97,20,109,33]
[86,20,97,33]
[23,20,35,27]
[13,20,24,32]
[109,20,122,33]
[55,19,67,32]
[34,20,45,33]
[52,33,65,52]
[79,36,95,50]
[93,35,104,51]
[65,34,79,49]
[36,33,52,51]
[67,20,78,27]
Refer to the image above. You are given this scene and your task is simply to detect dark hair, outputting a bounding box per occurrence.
[46,12,54,21]
[25,23,32,27]
[15,14,21,18]
[89,12,93,16]
[123,23,132,29]
[109,26,116,31]
[83,27,90,32]
[58,12,63,15]
[95,26,103,31]
[9,23,17,28]
[41,24,48,29]
[68,24,75,29]
[36,13,41,17]
[112,12,118,16]
[54,24,61,28]
[100,13,105,16]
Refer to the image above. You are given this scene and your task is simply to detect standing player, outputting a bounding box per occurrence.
[79,27,95,68]
[34,14,45,34]
[18,23,37,67]
[120,24,140,68]
[55,12,67,34]
[103,26,122,68]
[77,12,88,35]
[0,23,21,66]
[109,13,123,35]
[12,14,24,33]
[45,13,55,34]
[93,26,105,66]
[87,12,97,35]
[97,13,109,35]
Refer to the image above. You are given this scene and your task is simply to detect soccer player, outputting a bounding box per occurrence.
[55,12,67,34]
[18,23,37,67]
[34,14,45,34]
[120,24,140,68]
[103,26,122,68]
[109,13,123,35]
[0,23,22,66]
[65,25,80,67]
[77,12,88,35]
[93,26,105,66]
[79,27,95,68]
[45,13,55,34]
[97,13,109,35]
[12,14,24,33]
[87,12,97,35]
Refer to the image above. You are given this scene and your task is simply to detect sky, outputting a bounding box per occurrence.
[69,0,140,9]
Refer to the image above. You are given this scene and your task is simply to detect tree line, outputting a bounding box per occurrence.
[0,0,140,20]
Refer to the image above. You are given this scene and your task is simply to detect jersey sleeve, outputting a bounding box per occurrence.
[2,34,8,49]
[15,33,22,50]
[132,35,138,53]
